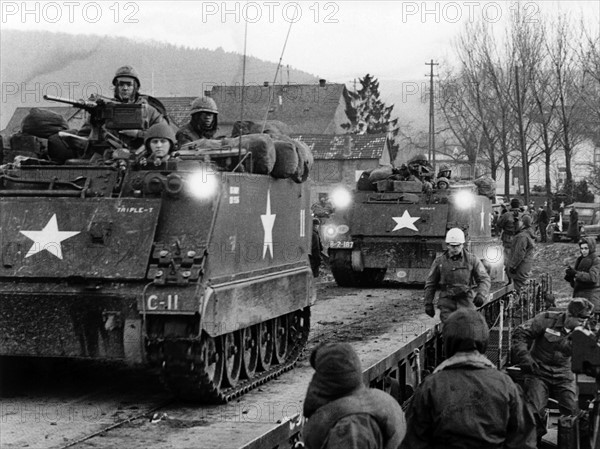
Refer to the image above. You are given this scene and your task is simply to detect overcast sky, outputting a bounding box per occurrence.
[2,1,599,83]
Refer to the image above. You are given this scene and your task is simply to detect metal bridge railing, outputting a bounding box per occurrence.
[241,276,551,449]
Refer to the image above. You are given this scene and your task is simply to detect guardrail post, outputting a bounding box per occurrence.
[497,299,504,369]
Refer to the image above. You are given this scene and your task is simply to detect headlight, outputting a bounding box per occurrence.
[454,190,475,209]
[331,187,352,209]
[187,169,219,199]
[323,224,338,239]
[482,243,504,266]
[322,224,349,240]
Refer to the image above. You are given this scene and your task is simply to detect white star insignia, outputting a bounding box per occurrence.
[20,214,80,260]
[261,190,276,258]
[392,210,420,232]
[480,204,485,231]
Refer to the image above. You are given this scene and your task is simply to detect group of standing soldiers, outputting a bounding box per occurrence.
[410,196,600,448]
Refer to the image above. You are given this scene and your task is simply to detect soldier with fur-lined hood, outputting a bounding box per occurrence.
[302,342,405,449]
[565,236,600,311]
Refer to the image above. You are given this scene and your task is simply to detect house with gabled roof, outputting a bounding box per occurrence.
[209,81,352,136]
[292,133,392,200]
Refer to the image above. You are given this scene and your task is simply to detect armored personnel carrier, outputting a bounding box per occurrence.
[322,169,502,286]
[0,106,314,402]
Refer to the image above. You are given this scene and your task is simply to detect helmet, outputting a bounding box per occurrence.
[443,309,490,356]
[445,227,465,244]
[439,164,451,172]
[409,153,428,165]
[112,65,141,87]
[510,198,521,209]
[144,122,176,147]
[190,96,218,115]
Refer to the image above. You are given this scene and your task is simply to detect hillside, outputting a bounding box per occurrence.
[0,31,431,138]
[0,30,318,129]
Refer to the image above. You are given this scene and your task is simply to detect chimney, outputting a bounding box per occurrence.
[204,90,211,97]
[263,81,269,87]
[319,79,326,87]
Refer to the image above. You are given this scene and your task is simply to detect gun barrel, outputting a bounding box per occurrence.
[43,95,97,109]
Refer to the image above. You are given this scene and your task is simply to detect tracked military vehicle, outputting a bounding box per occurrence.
[322,168,501,286]
[0,102,314,402]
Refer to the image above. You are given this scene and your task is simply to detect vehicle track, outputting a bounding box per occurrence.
[1,283,427,449]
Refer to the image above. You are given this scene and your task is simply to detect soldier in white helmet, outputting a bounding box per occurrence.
[424,227,491,322]
[176,96,219,145]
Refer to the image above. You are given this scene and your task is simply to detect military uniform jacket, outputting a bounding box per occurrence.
[176,122,216,145]
[424,249,491,306]
[512,311,574,380]
[508,228,536,270]
[497,208,522,246]
[400,351,536,449]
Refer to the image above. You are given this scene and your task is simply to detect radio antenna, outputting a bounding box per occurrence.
[260,16,295,133]
[238,20,249,164]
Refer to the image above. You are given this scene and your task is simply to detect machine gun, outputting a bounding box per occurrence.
[43,95,145,155]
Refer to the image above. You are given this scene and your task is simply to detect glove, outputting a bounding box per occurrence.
[520,357,540,375]
[509,267,517,274]
[565,268,577,278]
[473,294,485,307]
[425,303,435,318]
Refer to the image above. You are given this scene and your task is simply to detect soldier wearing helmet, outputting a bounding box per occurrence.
[176,96,219,145]
[437,164,452,180]
[140,122,177,166]
[401,309,536,449]
[78,65,166,149]
[512,297,594,443]
[424,227,491,322]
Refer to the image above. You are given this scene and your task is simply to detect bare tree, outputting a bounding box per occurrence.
[449,21,517,196]
[546,13,589,192]
[579,21,600,149]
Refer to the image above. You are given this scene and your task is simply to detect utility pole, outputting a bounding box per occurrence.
[151,70,155,96]
[425,60,439,170]
[287,64,290,84]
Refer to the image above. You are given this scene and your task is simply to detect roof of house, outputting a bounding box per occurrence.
[292,133,388,160]
[1,106,81,136]
[210,83,348,134]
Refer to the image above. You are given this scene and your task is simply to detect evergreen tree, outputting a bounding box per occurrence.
[344,74,399,134]
[342,74,400,159]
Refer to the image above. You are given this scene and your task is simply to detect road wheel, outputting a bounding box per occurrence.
[273,315,290,364]
[257,320,274,372]
[241,326,258,379]
[222,331,242,387]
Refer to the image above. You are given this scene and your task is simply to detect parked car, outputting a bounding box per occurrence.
[578,203,600,240]
[552,202,600,242]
